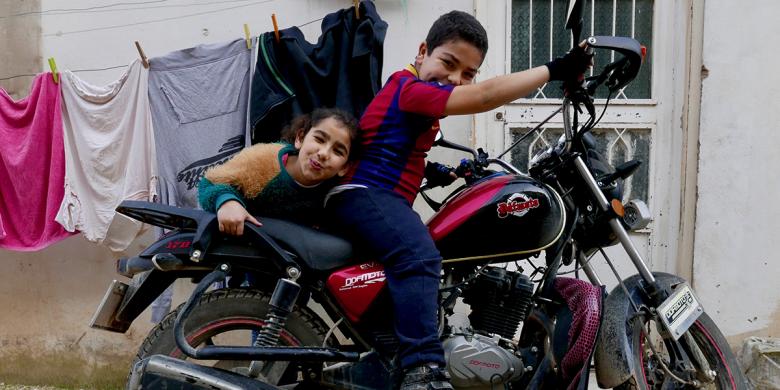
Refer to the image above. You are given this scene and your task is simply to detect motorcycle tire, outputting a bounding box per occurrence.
[617,311,749,390]
[129,287,333,386]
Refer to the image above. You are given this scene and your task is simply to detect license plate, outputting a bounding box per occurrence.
[657,283,703,340]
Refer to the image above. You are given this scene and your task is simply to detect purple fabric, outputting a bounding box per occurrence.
[554,277,602,390]
[0,73,75,251]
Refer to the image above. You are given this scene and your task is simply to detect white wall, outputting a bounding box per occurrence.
[4,0,778,384]
[696,0,780,344]
[0,0,473,383]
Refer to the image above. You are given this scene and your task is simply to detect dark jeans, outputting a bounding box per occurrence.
[325,187,444,369]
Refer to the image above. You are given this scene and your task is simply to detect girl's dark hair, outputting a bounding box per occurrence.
[280,108,361,159]
[426,10,488,59]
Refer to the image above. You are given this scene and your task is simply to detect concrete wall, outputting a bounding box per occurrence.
[0,1,42,98]
[0,0,472,385]
[695,0,780,345]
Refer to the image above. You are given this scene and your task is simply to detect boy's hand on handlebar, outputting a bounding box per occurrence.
[545,41,593,82]
[425,162,458,188]
[217,200,262,236]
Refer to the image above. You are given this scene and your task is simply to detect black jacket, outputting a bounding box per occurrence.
[250,1,387,144]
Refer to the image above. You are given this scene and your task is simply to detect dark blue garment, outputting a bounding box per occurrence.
[325,187,445,369]
[250,1,387,144]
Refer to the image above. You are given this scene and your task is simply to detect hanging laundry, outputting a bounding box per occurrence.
[250,1,387,144]
[56,60,158,252]
[0,73,75,251]
[149,38,252,208]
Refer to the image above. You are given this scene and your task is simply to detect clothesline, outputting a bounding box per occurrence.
[43,0,275,37]
[0,15,325,82]
[0,0,262,19]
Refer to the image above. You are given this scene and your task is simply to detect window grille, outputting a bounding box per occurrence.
[509,126,650,202]
[510,0,653,99]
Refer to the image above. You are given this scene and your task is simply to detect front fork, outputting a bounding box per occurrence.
[574,156,715,386]
[572,155,661,295]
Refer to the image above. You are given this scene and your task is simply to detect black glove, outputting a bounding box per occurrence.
[545,46,592,82]
[424,162,457,188]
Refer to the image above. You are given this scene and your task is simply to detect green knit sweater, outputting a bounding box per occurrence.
[198,143,331,226]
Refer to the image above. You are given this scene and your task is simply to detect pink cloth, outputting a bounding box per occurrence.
[0,73,75,251]
[554,277,603,390]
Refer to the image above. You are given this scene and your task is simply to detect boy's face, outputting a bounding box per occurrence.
[415,39,483,86]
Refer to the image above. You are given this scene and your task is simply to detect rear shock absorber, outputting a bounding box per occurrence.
[248,267,302,377]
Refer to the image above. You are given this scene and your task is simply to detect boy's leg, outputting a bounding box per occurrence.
[326,188,445,369]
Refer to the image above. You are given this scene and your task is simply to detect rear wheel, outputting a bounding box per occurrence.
[618,311,748,390]
[130,288,333,386]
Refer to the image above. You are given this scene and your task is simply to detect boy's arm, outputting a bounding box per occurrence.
[444,45,591,116]
[444,66,550,115]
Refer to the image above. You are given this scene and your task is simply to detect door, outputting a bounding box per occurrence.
[475,0,694,282]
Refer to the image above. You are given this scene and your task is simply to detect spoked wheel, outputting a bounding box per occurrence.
[130,288,333,387]
[619,310,748,390]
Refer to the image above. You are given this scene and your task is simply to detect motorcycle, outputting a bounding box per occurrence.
[91,2,748,389]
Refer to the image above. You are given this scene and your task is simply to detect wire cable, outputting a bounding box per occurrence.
[0,5,325,82]
[1,0,168,18]
[43,0,274,37]
[39,0,266,17]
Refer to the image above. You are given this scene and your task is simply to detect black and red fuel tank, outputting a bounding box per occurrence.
[428,173,565,263]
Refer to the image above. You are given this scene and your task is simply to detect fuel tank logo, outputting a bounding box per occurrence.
[340,270,386,291]
[497,193,540,218]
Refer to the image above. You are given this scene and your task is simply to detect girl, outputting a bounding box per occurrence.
[198,108,359,234]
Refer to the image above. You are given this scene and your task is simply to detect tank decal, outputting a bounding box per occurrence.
[326,262,387,323]
[428,175,513,241]
[441,184,567,263]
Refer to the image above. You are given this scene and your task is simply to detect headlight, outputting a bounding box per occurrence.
[622,200,651,230]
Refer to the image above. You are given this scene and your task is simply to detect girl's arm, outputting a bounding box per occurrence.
[198,177,261,235]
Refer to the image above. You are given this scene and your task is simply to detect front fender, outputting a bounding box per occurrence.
[594,272,687,388]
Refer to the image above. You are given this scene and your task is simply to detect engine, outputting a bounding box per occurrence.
[461,267,535,339]
[442,333,525,388]
[442,267,535,388]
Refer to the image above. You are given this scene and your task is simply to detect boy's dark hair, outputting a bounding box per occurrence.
[426,10,488,59]
[280,108,361,160]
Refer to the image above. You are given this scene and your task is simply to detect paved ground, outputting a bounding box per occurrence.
[0,386,71,390]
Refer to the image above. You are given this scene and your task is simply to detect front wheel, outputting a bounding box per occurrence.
[130,288,333,386]
[618,311,748,390]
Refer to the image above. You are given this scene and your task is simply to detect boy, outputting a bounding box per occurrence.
[325,10,590,390]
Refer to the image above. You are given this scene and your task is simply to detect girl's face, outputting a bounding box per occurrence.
[292,117,352,186]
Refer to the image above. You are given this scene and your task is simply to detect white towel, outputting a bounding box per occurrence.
[56,60,158,251]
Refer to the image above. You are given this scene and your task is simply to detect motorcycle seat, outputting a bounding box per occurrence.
[259,217,354,272]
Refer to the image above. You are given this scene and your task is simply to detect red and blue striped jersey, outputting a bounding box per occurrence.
[340,66,454,204]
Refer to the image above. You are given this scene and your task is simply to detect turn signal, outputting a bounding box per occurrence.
[611,199,625,217]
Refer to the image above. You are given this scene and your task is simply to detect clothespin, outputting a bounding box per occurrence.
[134,41,150,69]
[271,14,280,43]
[243,23,252,49]
[354,0,360,19]
[47,57,59,84]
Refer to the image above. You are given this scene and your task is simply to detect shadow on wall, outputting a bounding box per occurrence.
[0,0,43,100]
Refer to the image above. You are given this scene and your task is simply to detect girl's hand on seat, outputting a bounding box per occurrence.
[217,200,262,236]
